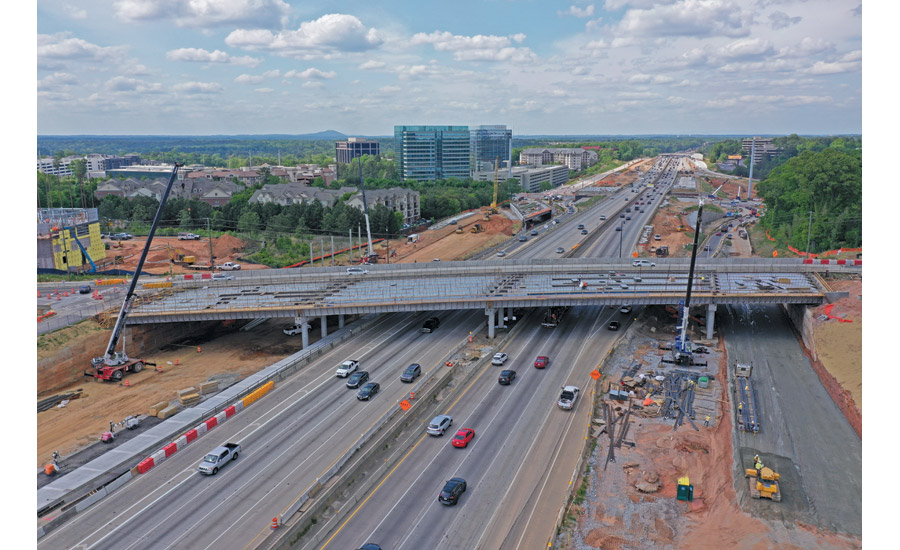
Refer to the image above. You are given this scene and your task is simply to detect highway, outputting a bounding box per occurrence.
[38,309,485,550]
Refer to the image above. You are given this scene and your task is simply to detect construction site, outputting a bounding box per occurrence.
[36,159,862,548]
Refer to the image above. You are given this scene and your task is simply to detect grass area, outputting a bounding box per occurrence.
[579,194,609,210]
[37,319,103,357]
[38,273,101,283]
[749,223,778,258]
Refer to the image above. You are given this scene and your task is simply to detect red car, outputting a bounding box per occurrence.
[451,428,475,448]
[534,356,549,369]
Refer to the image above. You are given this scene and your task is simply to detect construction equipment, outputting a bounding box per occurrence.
[470,224,484,233]
[168,246,196,266]
[455,226,464,234]
[85,164,181,382]
[655,245,670,257]
[745,466,781,501]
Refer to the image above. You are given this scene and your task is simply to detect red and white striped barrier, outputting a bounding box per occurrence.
[136,400,246,474]
[802,259,861,266]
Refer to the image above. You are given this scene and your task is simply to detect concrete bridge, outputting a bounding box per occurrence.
[124,257,857,344]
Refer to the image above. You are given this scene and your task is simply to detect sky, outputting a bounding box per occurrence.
[34,0,864,136]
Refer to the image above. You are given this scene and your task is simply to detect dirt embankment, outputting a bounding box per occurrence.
[105,234,256,274]
[384,210,518,263]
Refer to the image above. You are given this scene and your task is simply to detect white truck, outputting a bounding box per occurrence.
[198,443,240,475]
[216,262,241,271]
[557,386,580,410]
[283,324,304,336]
[335,359,360,378]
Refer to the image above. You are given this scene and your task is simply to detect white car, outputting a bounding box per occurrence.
[427,415,453,436]
[558,386,580,410]
[491,353,508,366]
[620,305,633,314]
[346,267,369,275]
[632,259,656,267]
[212,273,235,281]
[335,359,360,378]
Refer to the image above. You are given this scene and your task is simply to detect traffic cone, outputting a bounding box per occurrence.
[271,517,279,529]
[174,359,180,366]
[37,291,41,298]
[409,391,416,400]
[156,365,163,373]
[124,379,131,387]
[197,346,201,353]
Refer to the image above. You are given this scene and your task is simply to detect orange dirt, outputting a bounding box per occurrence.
[37,321,308,467]
[640,202,694,258]
[103,234,260,274]
[383,210,518,263]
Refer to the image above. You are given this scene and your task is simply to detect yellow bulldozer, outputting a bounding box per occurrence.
[745,466,781,501]
[470,223,484,233]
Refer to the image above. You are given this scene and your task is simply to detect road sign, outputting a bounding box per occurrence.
[399,400,411,411]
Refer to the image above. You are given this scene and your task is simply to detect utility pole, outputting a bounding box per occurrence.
[358,155,374,258]
[618,221,624,258]
[349,229,353,262]
[806,211,813,256]
[204,217,213,269]
[331,236,335,267]
[747,139,756,200]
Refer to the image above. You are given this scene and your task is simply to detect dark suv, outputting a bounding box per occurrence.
[421,317,440,333]
[400,363,421,383]
[346,371,369,389]
[438,478,467,505]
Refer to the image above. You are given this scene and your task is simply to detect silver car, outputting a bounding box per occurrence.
[427,415,453,436]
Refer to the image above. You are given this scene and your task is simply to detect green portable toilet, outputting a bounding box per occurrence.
[677,476,694,502]
[698,376,709,389]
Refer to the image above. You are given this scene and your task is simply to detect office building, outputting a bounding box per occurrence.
[335,137,380,163]
[394,126,470,181]
[470,125,512,178]
[742,137,780,164]
[518,148,598,170]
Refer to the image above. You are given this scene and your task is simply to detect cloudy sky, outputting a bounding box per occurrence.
[35,0,862,135]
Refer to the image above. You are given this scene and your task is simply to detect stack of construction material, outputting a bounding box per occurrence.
[149,401,169,416]
[198,381,219,395]
[177,387,200,406]
[157,403,180,419]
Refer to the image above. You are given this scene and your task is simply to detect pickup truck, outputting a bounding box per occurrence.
[198,443,240,475]
[283,324,304,336]
[557,385,580,410]
[336,359,360,377]
[216,262,241,271]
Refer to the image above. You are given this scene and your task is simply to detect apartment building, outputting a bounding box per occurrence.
[518,148,598,170]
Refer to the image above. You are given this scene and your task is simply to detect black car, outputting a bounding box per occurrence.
[357,382,380,400]
[438,477,467,505]
[357,545,382,550]
[608,321,620,331]
[498,370,517,385]
[78,285,92,294]
[346,371,369,389]
[615,226,622,231]
[421,317,440,333]
[400,363,421,383]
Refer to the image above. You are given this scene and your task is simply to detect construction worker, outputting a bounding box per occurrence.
[755,459,763,477]
[704,415,710,427]
[753,454,760,464]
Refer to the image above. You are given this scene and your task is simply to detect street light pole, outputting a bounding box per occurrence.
[619,222,624,258]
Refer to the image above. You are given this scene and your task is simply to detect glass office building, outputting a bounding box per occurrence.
[394,126,471,181]
[470,125,512,178]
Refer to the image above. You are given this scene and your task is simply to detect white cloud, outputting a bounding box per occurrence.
[628,73,674,84]
[64,4,87,19]
[254,88,274,93]
[572,67,590,76]
[38,72,78,90]
[716,38,774,60]
[768,10,801,30]
[804,59,860,75]
[38,33,126,63]
[114,0,290,29]
[235,74,264,84]
[173,81,224,94]
[301,81,324,88]
[103,76,164,93]
[359,60,386,70]
[226,13,382,59]
[379,85,401,93]
[586,18,603,31]
[779,37,832,58]
[284,68,337,79]
[558,5,595,18]
[617,0,751,39]
[165,47,262,67]
[410,31,536,62]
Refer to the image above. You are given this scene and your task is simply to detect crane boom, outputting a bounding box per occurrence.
[94,163,182,367]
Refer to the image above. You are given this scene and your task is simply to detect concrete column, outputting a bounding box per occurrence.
[499,307,505,328]
[338,314,344,329]
[300,316,309,349]
[320,315,328,338]
[706,304,717,340]
[486,308,496,339]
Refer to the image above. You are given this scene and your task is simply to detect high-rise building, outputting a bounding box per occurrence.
[741,137,780,164]
[335,137,380,164]
[470,125,512,178]
[394,126,470,181]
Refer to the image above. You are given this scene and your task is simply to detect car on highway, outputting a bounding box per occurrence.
[620,305,633,314]
[491,352,508,365]
[498,370,517,385]
[438,477,467,505]
[518,235,527,242]
[530,229,538,236]
[626,207,631,213]
[620,214,625,218]
[534,355,549,369]
[400,363,421,383]
[212,273,235,281]
[336,359,360,377]
[346,266,369,275]
[556,247,565,253]
[357,544,382,550]
[608,320,620,331]
[421,317,440,333]
[78,285,92,294]
[626,216,632,221]
[178,232,200,240]
[632,259,655,267]
[727,233,733,239]
[110,232,133,240]
[581,229,588,235]
[558,385,580,410]
[716,231,723,236]
[357,382,380,401]
[496,250,506,257]
[451,428,475,448]
[346,371,369,389]
[427,415,453,436]
[600,215,607,220]
[615,226,622,231]
[577,224,584,230]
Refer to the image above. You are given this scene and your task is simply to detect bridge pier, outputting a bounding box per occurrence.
[320,315,328,338]
[300,316,309,348]
[706,304,717,340]
[486,308,496,339]
[338,314,344,329]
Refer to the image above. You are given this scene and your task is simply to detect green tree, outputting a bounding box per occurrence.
[237,211,262,234]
